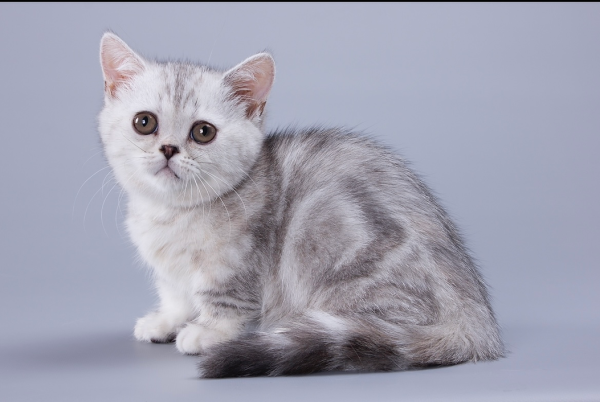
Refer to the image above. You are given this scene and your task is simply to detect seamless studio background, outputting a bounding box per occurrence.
[0,3,598,401]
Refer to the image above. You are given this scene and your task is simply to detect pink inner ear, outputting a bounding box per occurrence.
[225,54,275,117]
[100,35,144,97]
[250,61,274,103]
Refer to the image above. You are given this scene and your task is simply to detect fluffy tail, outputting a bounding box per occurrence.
[198,313,412,378]
[198,310,503,378]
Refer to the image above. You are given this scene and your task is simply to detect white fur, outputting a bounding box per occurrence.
[176,315,245,354]
[99,33,274,354]
[307,310,348,334]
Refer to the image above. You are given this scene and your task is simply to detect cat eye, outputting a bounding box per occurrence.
[190,121,217,144]
[133,112,158,135]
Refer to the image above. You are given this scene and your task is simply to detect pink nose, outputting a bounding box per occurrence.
[160,145,179,160]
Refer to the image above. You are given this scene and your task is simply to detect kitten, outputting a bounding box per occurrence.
[98,32,503,378]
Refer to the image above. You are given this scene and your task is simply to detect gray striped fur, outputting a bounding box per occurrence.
[98,33,503,378]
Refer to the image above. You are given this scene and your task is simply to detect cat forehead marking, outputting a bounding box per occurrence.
[158,63,211,111]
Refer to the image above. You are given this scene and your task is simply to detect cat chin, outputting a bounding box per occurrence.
[131,180,213,209]
[133,189,203,209]
[155,166,180,180]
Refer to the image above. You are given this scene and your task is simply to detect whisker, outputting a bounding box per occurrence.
[202,169,248,224]
[222,156,261,190]
[199,174,231,238]
[192,156,260,191]
[75,157,137,234]
[114,166,143,238]
[187,176,195,212]
[72,165,113,220]
[121,131,150,153]
[101,169,114,196]
[115,187,126,239]
[195,173,213,220]
[100,178,121,237]
[81,149,104,168]
[83,178,114,232]
[181,176,189,204]
[191,174,205,223]
[206,36,217,66]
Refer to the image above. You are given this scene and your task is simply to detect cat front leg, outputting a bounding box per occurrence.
[134,279,194,343]
[175,309,248,355]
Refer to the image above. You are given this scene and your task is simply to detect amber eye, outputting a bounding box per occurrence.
[190,121,217,144]
[132,112,158,135]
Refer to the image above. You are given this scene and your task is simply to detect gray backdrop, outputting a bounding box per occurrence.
[1,3,598,401]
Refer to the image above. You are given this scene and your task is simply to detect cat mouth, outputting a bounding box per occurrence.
[156,166,180,179]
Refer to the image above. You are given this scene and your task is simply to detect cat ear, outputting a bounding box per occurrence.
[100,33,146,98]
[223,53,275,119]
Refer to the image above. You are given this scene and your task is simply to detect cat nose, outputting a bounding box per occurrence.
[159,144,179,160]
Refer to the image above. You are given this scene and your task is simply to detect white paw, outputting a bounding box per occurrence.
[134,311,183,343]
[175,323,227,355]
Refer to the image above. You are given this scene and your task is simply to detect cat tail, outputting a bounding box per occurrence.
[197,311,413,378]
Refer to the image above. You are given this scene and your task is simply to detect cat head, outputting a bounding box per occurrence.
[98,32,275,208]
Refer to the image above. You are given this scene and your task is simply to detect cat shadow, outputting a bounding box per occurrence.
[4,331,184,372]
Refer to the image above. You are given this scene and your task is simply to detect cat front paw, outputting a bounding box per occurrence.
[175,323,229,355]
[134,311,183,343]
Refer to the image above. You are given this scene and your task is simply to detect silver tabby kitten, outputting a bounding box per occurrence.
[98,33,503,378]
